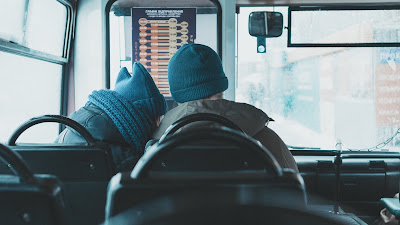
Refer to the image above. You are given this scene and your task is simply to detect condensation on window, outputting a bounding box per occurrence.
[0,51,62,144]
[26,0,67,56]
[0,0,26,43]
[236,7,400,151]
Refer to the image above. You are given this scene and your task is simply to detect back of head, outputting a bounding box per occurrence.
[168,43,228,103]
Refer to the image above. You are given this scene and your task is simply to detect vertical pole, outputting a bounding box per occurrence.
[333,152,342,214]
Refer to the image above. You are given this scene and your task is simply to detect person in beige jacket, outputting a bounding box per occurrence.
[151,43,298,173]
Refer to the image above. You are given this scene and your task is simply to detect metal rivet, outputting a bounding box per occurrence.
[89,164,95,170]
[161,162,167,168]
[22,213,31,223]
[243,162,249,168]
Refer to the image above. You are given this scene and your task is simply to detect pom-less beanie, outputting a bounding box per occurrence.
[168,43,228,103]
[88,62,167,151]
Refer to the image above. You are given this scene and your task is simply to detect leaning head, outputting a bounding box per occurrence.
[168,43,228,103]
[113,62,167,119]
[88,62,167,150]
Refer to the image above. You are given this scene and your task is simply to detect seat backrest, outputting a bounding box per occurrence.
[0,144,65,225]
[106,170,306,219]
[4,115,115,225]
[106,188,346,225]
[105,122,307,218]
[135,127,282,179]
[139,113,280,178]
[6,115,115,180]
[1,146,113,181]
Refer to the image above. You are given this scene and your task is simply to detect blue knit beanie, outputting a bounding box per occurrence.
[168,43,228,103]
[113,63,167,118]
[87,62,167,151]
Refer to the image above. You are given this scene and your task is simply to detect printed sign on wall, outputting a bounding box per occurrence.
[132,8,196,98]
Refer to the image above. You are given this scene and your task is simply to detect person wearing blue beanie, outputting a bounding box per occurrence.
[168,43,228,103]
[152,43,298,173]
[56,62,167,172]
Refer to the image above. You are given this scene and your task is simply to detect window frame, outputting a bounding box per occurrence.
[0,0,74,63]
[0,0,75,132]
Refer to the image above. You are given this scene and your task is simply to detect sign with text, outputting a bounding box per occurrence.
[132,8,196,98]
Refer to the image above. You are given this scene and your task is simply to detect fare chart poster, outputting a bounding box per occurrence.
[132,8,196,98]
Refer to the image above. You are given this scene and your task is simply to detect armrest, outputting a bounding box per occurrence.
[381,198,400,217]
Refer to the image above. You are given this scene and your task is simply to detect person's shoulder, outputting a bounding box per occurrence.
[206,99,271,120]
[70,104,110,125]
[222,99,264,111]
[183,99,269,136]
[152,102,190,138]
[68,103,124,142]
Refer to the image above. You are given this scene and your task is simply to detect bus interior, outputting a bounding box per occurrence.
[1,0,400,224]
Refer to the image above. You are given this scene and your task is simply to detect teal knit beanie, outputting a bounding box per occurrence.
[114,63,167,118]
[168,43,228,103]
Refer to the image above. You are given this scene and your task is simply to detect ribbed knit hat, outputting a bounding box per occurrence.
[168,43,228,103]
[114,63,167,118]
[88,62,167,151]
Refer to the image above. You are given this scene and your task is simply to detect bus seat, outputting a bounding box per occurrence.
[0,144,65,225]
[105,126,307,219]
[105,190,362,225]
[136,126,282,178]
[4,115,115,225]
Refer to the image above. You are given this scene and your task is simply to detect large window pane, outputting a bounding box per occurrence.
[0,52,62,144]
[237,7,400,151]
[25,0,67,56]
[0,0,26,43]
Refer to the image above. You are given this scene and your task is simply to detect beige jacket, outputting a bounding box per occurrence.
[152,99,299,172]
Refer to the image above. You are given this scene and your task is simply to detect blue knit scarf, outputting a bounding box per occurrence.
[87,90,154,152]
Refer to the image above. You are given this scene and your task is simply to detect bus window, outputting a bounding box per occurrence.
[0,0,72,143]
[108,0,219,101]
[25,0,67,56]
[0,0,26,44]
[236,6,400,151]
